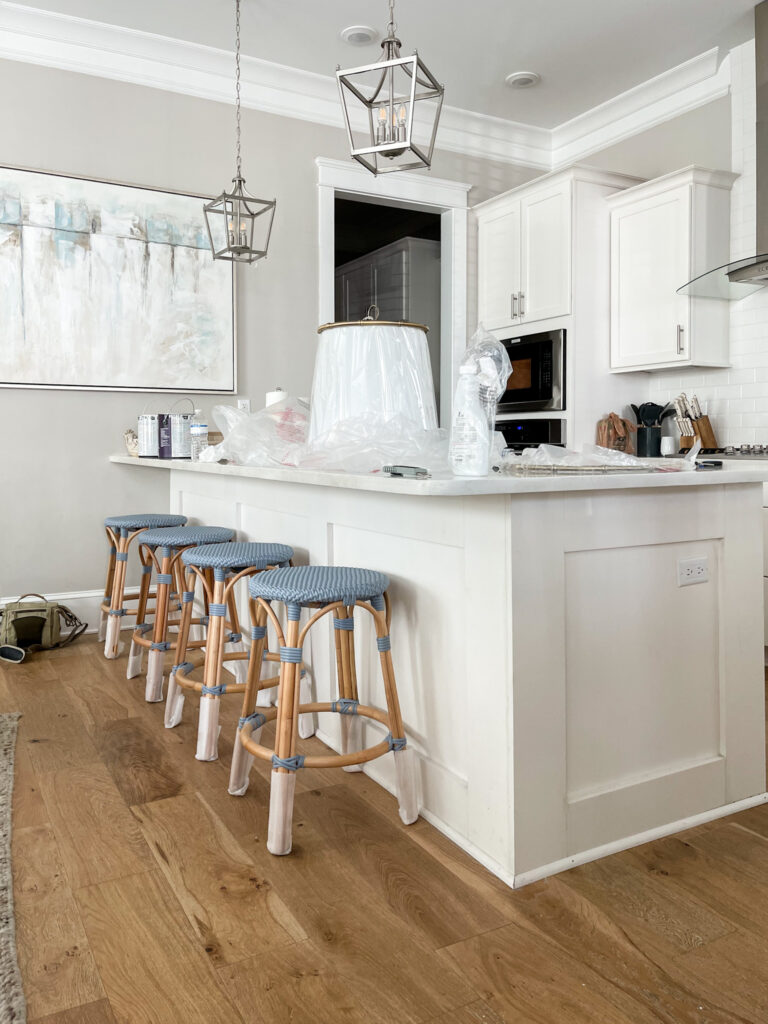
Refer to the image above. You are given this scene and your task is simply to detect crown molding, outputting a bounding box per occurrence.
[550,48,730,168]
[0,3,732,174]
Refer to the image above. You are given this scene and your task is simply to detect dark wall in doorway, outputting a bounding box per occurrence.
[335,198,441,266]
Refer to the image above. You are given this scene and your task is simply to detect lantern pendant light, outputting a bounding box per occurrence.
[337,0,444,175]
[203,0,276,263]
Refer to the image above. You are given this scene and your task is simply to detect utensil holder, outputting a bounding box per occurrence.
[636,426,661,458]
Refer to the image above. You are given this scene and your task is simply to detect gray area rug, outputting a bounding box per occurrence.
[0,713,25,1022]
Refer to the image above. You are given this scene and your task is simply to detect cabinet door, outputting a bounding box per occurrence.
[610,186,691,369]
[342,264,373,321]
[520,181,571,323]
[372,248,407,321]
[477,202,521,331]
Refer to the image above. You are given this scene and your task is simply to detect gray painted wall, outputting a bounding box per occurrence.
[0,58,537,596]
[584,97,732,179]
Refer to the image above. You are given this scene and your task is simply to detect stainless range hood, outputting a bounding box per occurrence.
[679,1,768,299]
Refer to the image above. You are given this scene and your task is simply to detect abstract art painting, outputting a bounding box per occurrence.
[0,166,235,392]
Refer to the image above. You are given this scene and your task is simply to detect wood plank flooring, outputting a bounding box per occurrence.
[4,637,768,1023]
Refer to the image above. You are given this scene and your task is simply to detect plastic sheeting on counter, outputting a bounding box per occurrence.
[199,397,451,474]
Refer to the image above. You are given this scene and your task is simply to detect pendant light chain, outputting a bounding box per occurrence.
[235,0,242,179]
[387,0,396,37]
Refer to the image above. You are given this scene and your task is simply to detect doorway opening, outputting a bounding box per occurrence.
[334,196,442,410]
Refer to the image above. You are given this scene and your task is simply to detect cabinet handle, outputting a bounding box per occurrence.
[519,292,525,317]
[511,293,517,319]
[676,324,685,354]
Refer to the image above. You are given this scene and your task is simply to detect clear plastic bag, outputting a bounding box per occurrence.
[199,397,311,467]
[199,397,450,474]
[459,325,512,435]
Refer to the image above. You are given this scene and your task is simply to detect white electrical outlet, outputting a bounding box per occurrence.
[677,556,709,587]
[237,398,251,413]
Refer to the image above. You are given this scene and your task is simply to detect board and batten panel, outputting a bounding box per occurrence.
[564,537,725,853]
[510,483,766,877]
[329,521,469,829]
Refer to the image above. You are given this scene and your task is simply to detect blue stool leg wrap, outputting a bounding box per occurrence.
[201,683,227,696]
[331,699,359,715]
[239,711,267,730]
[386,733,407,751]
[272,754,305,771]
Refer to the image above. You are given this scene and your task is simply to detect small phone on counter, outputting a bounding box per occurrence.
[383,465,431,479]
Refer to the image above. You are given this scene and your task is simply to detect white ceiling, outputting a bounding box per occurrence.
[7,0,757,126]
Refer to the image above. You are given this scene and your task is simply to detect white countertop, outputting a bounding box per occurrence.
[109,454,768,496]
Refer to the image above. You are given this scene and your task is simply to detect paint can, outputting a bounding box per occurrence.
[137,414,159,458]
[158,414,173,459]
[170,412,193,459]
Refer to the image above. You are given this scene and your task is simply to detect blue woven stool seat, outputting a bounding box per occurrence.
[105,513,187,530]
[139,525,235,548]
[249,565,389,606]
[182,542,293,571]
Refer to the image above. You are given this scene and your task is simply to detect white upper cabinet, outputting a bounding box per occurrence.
[521,180,572,323]
[477,202,521,330]
[607,167,737,372]
[476,176,571,331]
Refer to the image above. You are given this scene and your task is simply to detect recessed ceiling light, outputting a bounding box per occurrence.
[340,25,379,46]
[505,71,541,89]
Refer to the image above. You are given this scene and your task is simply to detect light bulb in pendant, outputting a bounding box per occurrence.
[376,106,387,144]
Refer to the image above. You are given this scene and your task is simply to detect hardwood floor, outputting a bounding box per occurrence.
[4,637,768,1023]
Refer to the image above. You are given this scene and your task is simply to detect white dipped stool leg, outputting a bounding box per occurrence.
[144,649,165,702]
[196,694,221,761]
[340,715,363,773]
[228,717,262,796]
[126,639,144,679]
[97,609,108,643]
[164,670,185,728]
[104,614,123,660]
[394,746,419,825]
[267,771,297,856]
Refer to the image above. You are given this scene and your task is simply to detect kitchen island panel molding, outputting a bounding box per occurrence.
[116,456,768,887]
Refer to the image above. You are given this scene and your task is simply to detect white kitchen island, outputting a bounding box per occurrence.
[110,454,768,887]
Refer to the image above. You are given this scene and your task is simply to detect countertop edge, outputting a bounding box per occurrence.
[109,454,768,496]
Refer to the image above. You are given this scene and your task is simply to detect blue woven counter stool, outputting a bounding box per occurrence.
[167,542,295,762]
[101,513,187,659]
[126,525,236,702]
[235,565,418,856]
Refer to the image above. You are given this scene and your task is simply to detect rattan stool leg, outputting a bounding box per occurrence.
[99,531,116,642]
[105,528,131,659]
[267,611,301,855]
[165,568,195,729]
[127,547,152,679]
[335,607,362,772]
[196,574,227,761]
[375,602,418,825]
[224,588,248,685]
[229,599,268,796]
[146,547,173,702]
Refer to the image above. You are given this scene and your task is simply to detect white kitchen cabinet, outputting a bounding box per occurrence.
[476,177,570,331]
[477,202,521,329]
[521,180,571,323]
[607,167,737,372]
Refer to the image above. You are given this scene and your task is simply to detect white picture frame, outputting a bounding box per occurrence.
[0,165,236,393]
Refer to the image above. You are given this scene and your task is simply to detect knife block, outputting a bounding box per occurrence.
[693,415,718,448]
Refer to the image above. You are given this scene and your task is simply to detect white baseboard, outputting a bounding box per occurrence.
[316,725,768,891]
[0,588,133,634]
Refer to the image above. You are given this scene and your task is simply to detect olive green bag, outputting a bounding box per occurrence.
[0,594,87,660]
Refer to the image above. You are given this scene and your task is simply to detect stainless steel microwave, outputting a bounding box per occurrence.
[497,329,566,413]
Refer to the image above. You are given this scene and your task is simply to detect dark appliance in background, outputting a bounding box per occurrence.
[497,329,566,413]
[497,419,565,451]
